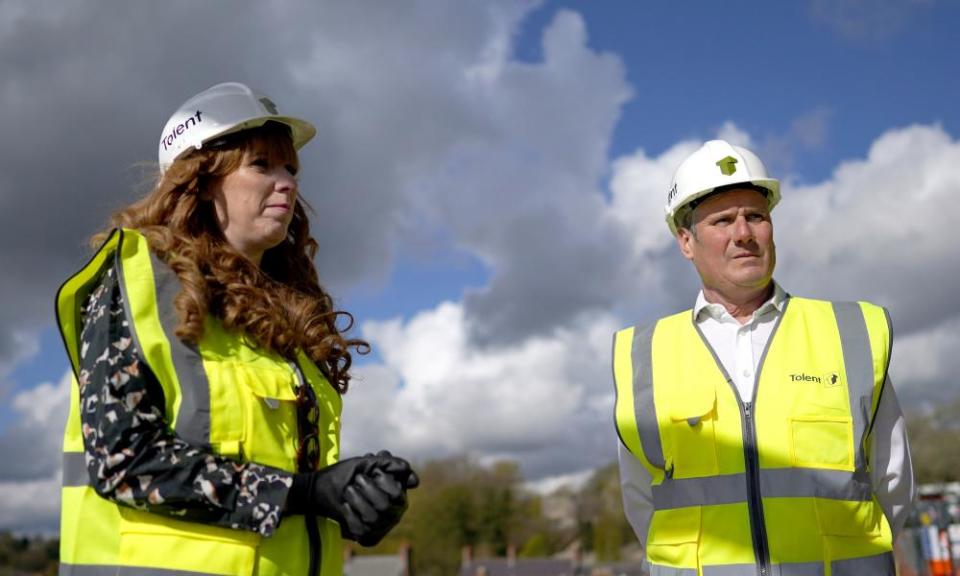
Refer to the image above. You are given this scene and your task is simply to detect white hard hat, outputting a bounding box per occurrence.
[158,82,316,171]
[665,139,780,235]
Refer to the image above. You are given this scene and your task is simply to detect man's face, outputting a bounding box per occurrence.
[676,188,776,294]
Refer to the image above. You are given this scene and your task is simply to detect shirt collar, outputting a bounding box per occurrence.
[694,281,789,324]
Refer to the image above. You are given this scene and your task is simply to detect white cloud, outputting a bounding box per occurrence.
[775,124,960,334]
[0,476,61,535]
[0,370,71,483]
[790,107,833,150]
[810,0,932,43]
[889,315,960,406]
[0,370,71,532]
[716,121,755,150]
[608,140,698,257]
[342,304,622,478]
[524,468,593,496]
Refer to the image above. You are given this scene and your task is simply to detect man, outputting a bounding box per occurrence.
[613,140,914,575]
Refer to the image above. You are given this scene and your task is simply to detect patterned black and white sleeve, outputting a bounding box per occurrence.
[77,263,294,537]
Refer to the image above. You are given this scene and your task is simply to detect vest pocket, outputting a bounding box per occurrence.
[231,362,300,472]
[647,507,701,568]
[667,388,719,477]
[789,416,854,470]
[814,498,883,537]
[117,508,259,575]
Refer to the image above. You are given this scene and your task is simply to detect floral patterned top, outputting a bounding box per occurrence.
[77,263,293,537]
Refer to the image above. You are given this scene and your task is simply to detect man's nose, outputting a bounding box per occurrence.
[732,214,754,242]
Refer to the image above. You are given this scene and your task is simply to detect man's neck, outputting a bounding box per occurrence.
[701,282,774,324]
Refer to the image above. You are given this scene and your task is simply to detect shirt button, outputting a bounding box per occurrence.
[743,369,751,377]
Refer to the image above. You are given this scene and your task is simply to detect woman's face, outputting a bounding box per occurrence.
[207,138,299,266]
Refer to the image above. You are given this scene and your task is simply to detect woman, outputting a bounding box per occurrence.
[56,82,417,576]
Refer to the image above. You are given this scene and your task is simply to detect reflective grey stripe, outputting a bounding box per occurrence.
[62,452,89,487]
[701,566,748,576]
[649,555,889,576]
[775,561,824,576]
[649,565,696,576]
[702,565,755,576]
[653,468,871,508]
[633,323,665,469]
[832,302,875,474]
[831,552,894,576]
[148,251,212,447]
[60,562,224,576]
[760,468,872,501]
[702,562,824,575]
[653,473,747,509]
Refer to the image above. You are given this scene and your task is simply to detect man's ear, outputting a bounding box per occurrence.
[676,227,695,261]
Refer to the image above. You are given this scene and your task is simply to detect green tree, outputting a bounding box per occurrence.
[574,462,632,562]
[905,397,960,483]
[355,456,567,576]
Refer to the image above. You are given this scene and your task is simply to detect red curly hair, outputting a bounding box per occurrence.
[92,123,367,393]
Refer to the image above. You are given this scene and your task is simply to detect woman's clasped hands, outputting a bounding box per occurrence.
[287,450,419,546]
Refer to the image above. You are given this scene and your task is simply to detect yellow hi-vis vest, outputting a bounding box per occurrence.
[56,228,343,576]
[613,297,895,576]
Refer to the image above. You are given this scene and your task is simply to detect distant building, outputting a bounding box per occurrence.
[344,543,413,576]
[458,544,646,576]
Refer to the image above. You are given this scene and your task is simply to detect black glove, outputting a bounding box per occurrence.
[348,451,420,546]
[286,456,382,538]
[362,450,420,491]
[286,452,419,546]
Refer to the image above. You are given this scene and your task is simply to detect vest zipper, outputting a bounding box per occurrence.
[742,401,771,576]
[692,303,789,576]
[291,360,323,576]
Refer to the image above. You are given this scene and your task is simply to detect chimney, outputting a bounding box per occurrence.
[462,545,473,568]
[400,541,413,576]
[507,543,517,568]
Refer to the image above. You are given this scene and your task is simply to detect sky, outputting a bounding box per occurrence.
[0,0,958,534]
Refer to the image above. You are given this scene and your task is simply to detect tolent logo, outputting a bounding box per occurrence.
[667,183,678,204]
[790,372,842,387]
[161,110,203,152]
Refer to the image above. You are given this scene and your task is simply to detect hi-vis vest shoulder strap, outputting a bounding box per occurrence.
[57,228,343,576]
[614,297,895,576]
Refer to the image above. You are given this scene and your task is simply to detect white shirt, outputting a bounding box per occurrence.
[618,282,916,551]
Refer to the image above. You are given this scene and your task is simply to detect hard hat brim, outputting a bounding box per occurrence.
[160,114,317,171]
[666,178,781,235]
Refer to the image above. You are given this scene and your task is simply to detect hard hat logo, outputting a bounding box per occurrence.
[156,82,317,172]
[259,97,279,115]
[663,140,780,235]
[160,110,203,152]
[716,156,738,176]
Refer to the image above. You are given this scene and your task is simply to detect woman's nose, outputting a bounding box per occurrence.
[274,168,297,191]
